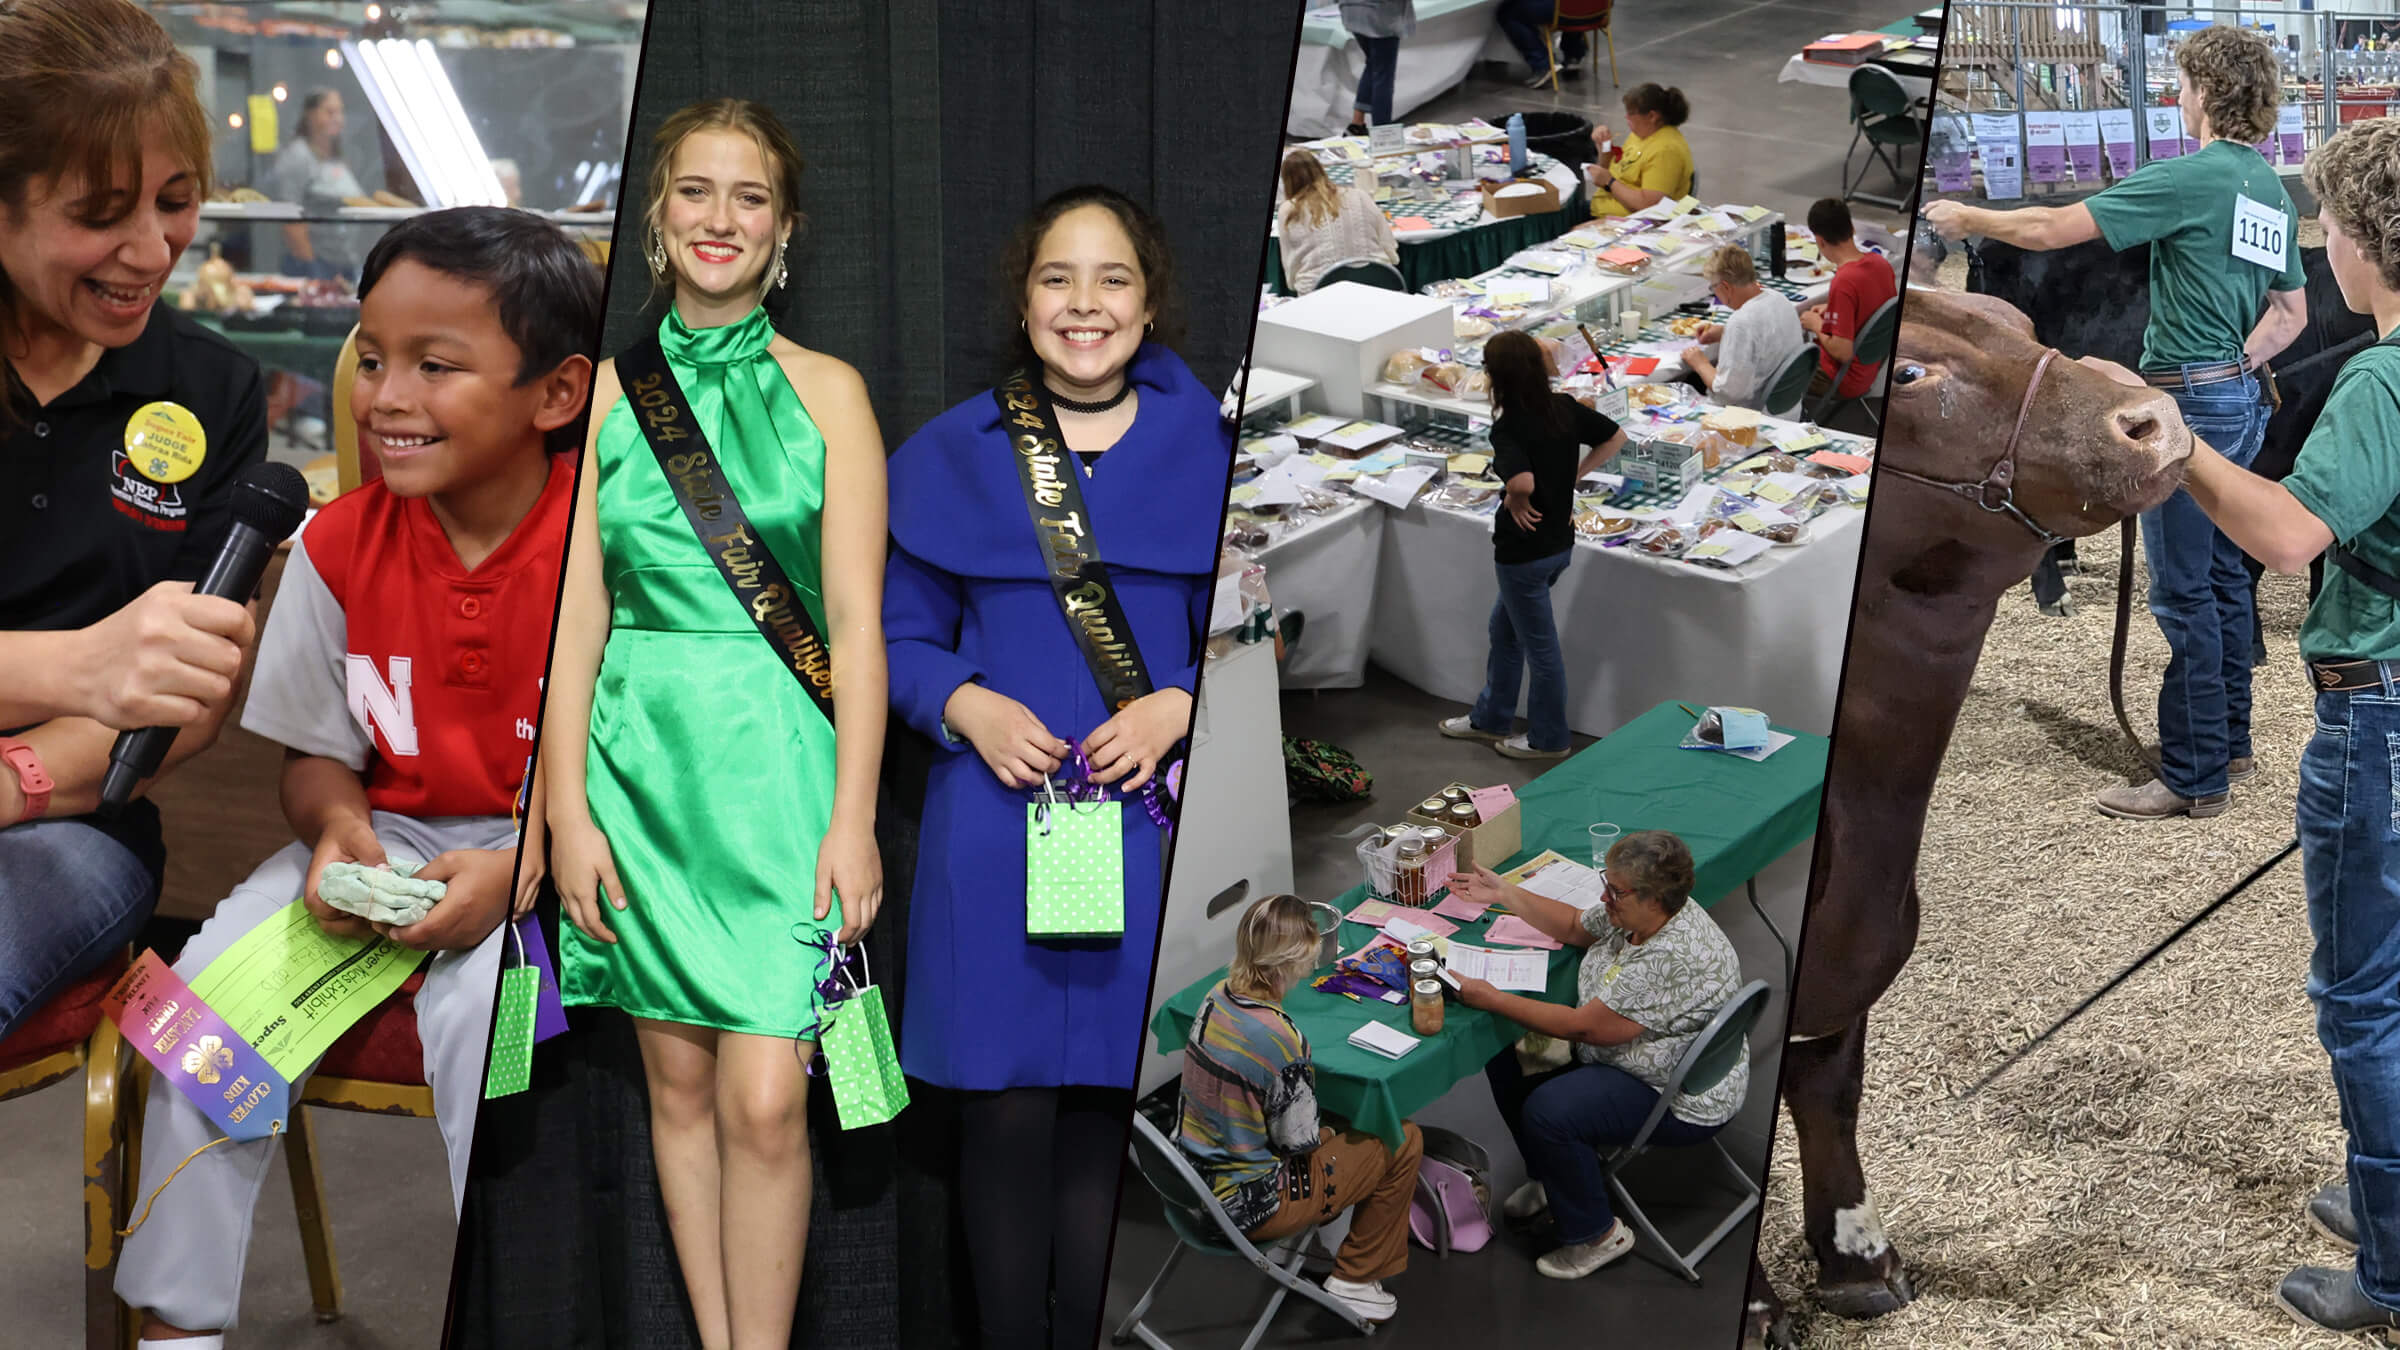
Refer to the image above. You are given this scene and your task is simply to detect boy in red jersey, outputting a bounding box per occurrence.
[117,207,598,1347]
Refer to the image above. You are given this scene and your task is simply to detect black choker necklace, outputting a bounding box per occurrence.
[1047,382,1132,415]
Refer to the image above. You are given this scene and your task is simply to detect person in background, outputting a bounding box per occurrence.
[1450,831,1749,1281]
[1799,198,1897,409]
[1278,151,1399,295]
[1178,893,1425,1323]
[1586,85,1695,217]
[1440,329,1626,760]
[0,0,266,1041]
[1682,245,1806,416]
[1496,0,1582,87]
[271,89,371,280]
[2167,112,2400,1339]
[1925,24,2308,821]
[1340,0,1414,133]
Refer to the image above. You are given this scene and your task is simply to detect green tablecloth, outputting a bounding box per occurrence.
[1151,699,1828,1147]
[1266,186,1592,296]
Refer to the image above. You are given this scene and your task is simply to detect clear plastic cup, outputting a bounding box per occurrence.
[1588,822,1621,869]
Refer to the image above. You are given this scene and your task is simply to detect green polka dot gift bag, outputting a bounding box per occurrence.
[807,940,909,1131]
[1025,770,1125,940]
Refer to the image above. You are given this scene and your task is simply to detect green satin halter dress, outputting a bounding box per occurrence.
[560,307,840,1038]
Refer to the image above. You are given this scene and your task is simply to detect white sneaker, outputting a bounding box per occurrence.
[1536,1220,1635,1279]
[1497,734,1570,760]
[1439,715,1504,741]
[1322,1274,1398,1321]
[1523,64,1559,88]
[1504,1180,1549,1219]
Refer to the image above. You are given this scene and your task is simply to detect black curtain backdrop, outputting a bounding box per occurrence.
[446,4,1300,1349]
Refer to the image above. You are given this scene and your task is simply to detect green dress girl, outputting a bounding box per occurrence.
[560,306,841,1035]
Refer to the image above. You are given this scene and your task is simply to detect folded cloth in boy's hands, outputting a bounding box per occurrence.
[320,859,445,927]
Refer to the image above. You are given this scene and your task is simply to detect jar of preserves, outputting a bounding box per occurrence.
[1411,979,1446,1035]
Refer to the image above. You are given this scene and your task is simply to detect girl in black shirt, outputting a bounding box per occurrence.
[1438,331,1625,758]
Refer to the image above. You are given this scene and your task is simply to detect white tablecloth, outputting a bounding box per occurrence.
[1776,51,1933,102]
[1290,0,1516,140]
[1256,499,1386,689]
[1365,499,1866,737]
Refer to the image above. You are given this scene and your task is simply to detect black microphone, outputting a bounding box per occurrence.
[98,461,311,815]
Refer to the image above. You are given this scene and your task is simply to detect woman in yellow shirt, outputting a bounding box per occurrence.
[1587,84,1694,217]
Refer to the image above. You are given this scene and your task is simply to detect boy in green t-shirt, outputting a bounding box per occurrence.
[2176,115,2400,1338]
[1926,26,2309,823]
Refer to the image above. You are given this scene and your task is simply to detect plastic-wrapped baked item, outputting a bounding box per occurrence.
[1575,509,1642,540]
[1424,279,1477,299]
[1699,409,1761,447]
[1454,315,1494,339]
[1735,452,1803,476]
[1455,369,1492,401]
[1633,523,1691,556]
[1693,430,1744,472]
[1382,349,1433,385]
[1421,361,1467,393]
[1223,517,1272,551]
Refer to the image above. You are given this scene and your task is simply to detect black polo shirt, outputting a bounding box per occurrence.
[2,304,269,881]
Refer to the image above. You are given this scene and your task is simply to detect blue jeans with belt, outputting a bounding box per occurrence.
[2142,368,2266,798]
[1351,34,1399,125]
[1485,1051,1721,1245]
[1471,548,1573,751]
[2296,674,2400,1311]
[0,819,157,1040]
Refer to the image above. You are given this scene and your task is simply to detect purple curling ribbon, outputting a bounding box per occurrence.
[1049,743,1176,832]
[788,925,860,1077]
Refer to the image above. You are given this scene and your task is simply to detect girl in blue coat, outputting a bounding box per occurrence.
[883,185,1224,1350]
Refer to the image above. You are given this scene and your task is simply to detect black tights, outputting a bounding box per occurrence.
[958,1085,1133,1350]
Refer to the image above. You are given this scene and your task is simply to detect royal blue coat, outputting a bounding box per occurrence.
[884,343,1227,1091]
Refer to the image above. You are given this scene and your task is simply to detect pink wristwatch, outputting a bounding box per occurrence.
[0,737,53,824]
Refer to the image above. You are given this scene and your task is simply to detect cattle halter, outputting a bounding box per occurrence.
[1878,347,2073,548]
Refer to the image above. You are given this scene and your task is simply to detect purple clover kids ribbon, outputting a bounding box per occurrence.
[1047,743,1177,832]
[788,925,860,1077]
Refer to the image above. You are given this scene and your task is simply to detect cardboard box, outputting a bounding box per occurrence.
[1405,783,1523,873]
[1479,178,1562,219]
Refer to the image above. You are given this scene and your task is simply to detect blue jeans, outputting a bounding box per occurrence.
[2296,679,2400,1310]
[0,820,157,1041]
[1471,549,1572,751]
[1496,0,1581,72]
[1486,1051,1722,1245]
[2143,371,2267,798]
[1352,34,1399,125]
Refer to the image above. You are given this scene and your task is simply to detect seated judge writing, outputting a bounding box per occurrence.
[1178,894,1426,1325]
[1448,831,1748,1282]
[1681,245,1807,416]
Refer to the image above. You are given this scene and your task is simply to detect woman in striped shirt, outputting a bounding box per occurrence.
[1177,893,1426,1322]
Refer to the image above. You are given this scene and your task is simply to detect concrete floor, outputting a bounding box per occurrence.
[1404,0,1921,237]
[1099,6,1891,1344]
[1105,672,1812,1350]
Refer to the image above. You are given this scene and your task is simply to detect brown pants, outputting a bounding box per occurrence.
[1246,1121,1425,1282]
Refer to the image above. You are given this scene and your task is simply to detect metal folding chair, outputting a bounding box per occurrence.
[1599,979,1772,1283]
[1842,65,1925,212]
[1812,293,1901,431]
[1113,1113,1375,1350]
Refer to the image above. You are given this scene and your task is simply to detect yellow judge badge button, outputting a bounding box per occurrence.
[124,401,206,484]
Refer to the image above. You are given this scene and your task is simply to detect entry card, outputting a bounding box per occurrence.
[2231,193,2290,271]
[1385,913,1460,942]
[1347,898,1404,927]
[1596,246,1649,268]
[1446,943,1549,992]
[1392,215,1436,232]
[1486,915,1563,950]
[189,898,427,1080]
[1467,784,1517,820]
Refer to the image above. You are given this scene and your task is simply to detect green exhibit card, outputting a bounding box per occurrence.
[188,898,428,1080]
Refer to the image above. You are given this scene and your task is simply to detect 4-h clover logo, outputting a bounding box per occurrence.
[181,1035,235,1085]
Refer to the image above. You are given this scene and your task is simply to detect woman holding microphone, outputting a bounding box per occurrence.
[0,0,268,1039]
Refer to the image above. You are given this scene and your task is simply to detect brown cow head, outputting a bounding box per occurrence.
[1883,290,2190,539]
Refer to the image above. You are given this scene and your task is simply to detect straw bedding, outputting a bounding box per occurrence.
[1755,543,2361,1348]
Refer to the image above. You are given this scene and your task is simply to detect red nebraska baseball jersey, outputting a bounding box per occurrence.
[242,453,572,819]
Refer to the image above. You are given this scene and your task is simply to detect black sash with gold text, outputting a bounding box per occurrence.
[994,369,1161,713]
[618,331,836,726]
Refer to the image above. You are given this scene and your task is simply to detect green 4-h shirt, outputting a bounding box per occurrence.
[2283,331,2400,662]
[2085,140,2305,369]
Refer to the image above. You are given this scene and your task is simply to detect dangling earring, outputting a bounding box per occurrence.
[646,228,667,277]
[773,238,790,291]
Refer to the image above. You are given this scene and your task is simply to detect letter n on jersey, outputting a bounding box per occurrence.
[346,654,421,757]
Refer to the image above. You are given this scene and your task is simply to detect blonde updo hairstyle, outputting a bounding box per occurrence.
[1229,893,1321,1001]
[639,97,807,306]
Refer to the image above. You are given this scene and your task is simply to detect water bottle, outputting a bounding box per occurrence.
[1507,113,1528,177]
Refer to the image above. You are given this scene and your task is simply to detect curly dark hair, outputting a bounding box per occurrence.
[2307,117,2400,294]
[998,184,1185,373]
[2175,26,2281,146]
